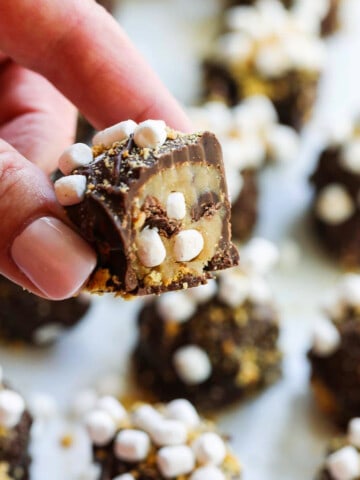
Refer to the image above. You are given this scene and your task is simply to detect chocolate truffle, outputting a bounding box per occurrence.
[54,120,238,296]
[0,276,91,345]
[203,2,326,129]
[310,120,360,268]
[83,396,241,479]
[316,417,360,479]
[0,371,32,480]
[309,274,360,426]
[188,97,299,241]
[133,239,281,410]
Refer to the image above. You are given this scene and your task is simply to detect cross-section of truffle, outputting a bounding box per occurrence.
[83,396,241,480]
[0,276,91,345]
[203,2,326,129]
[310,120,360,268]
[309,274,360,427]
[133,240,281,410]
[54,120,238,296]
[0,374,32,480]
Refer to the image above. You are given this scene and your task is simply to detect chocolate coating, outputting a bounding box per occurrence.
[231,169,258,242]
[133,293,281,411]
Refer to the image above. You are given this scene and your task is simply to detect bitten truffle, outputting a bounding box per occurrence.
[83,396,241,479]
[133,239,281,410]
[203,1,326,129]
[310,119,360,268]
[54,120,238,296]
[0,276,90,345]
[309,274,360,426]
[0,369,32,480]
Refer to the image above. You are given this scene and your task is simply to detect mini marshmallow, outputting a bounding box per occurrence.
[77,464,102,480]
[150,419,187,446]
[33,323,64,345]
[93,120,137,147]
[202,102,233,137]
[190,466,226,480]
[248,275,273,304]
[285,35,326,71]
[349,418,360,448]
[240,238,279,275]
[137,228,166,267]
[114,429,150,462]
[112,475,135,480]
[339,274,360,307]
[173,230,204,262]
[192,433,226,466]
[70,389,98,419]
[134,120,167,149]
[96,396,127,424]
[323,120,353,147]
[28,393,58,421]
[255,43,290,78]
[217,32,253,63]
[218,269,250,308]
[165,399,200,429]
[235,95,278,130]
[265,124,299,164]
[326,446,360,480]
[84,409,117,446]
[96,373,124,398]
[312,319,341,356]
[186,280,217,304]
[157,292,196,323]
[0,390,25,429]
[157,445,195,478]
[341,140,360,175]
[225,6,262,38]
[132,404,164,433]
[54,175,87,206]
[166,192,186,220]
[173,345,212,385]
[316,184,355,225]
[58,143,93,175]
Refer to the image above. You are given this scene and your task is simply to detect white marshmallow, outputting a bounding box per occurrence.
[96,396,127,424]
[190,466,226,480]
[192,433,226,466]
[186,280,217,304]
[225,168,244,204]
[341,140,360,175]
[173,345,212,385]
[77,464,102,480]
[349,418,360,448]
[236,95,278,129]
[165,399,200,429]
[112,475,135,480]
[84,409,117,446]
[255,43,290,78]
[114,429,150,462]
[157,292,196,323]
[173,230,204,262]
[134,120,167,149]
[285,35,326,71]
[0,390,25,429]
[96,373,124,398]
[217,32,253,63]
[28,393,57,421]
[248,275,273,304]
[137,228,166,267]
[58,143,93,175]
[157,445,195,478]
[316,184,355,225]
[240,238,279,275]
[312,319,341,356]
[218,269,250,308]
[265,124,299,164]
[132,404,163,433]
[150,419,187,446]
[166,192,186,220]
[225,7,263,38]
[33,323,64,345]
[54,175,87,206]
[339,274,360,307]
[70,389,98,419]
[202,102,233,137]
[323,120,353,147]
[93,120,137,147]
[326,446,360,480]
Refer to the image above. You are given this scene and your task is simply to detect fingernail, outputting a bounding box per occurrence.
[11,217,97,300]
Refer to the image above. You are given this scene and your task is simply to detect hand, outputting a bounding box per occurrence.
[0,0,190,300]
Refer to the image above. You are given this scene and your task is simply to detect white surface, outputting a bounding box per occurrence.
[1,0,360,478]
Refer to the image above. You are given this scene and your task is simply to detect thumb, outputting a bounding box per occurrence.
[0,139,96,299]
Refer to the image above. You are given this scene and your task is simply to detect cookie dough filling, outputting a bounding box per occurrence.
[54,120,238,296]
[83,396,242,479]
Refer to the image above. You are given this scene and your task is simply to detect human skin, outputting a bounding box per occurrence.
[0,0,190,300]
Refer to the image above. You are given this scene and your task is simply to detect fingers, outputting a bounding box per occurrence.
[0,139,96,300]
[0,61,77,173]
[0,0,191,132]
